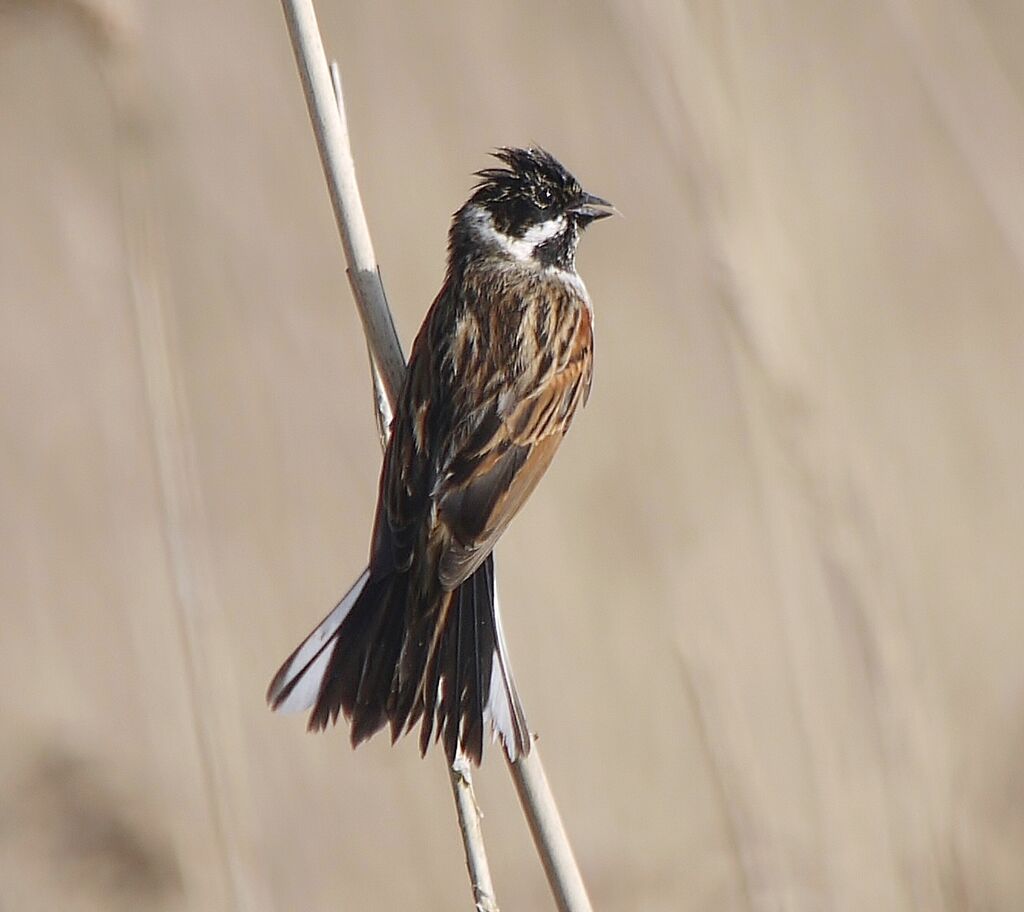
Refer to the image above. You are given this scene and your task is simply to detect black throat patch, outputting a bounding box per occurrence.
[533,221,579,270]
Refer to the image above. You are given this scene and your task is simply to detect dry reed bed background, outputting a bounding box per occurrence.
[1,1,1023,910]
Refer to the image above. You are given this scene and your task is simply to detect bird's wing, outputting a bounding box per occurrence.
[433,316,592,589]
[376,278,592,592]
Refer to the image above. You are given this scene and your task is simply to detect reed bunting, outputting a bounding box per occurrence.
[267,147,613,764]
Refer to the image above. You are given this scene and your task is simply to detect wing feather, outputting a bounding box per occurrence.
[436,333,591,589]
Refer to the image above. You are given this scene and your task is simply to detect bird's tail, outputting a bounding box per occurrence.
[266,555,530,764]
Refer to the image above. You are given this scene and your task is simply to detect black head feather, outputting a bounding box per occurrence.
[471,148,581,230]
[454,147,613,270]
[474,147,603,235]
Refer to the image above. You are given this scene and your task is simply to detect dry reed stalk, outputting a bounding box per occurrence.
[279,1,594,910]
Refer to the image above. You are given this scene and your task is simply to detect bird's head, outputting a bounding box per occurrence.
[454,147,614,271]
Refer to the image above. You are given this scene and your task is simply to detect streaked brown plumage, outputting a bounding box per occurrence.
[267,148,613,764]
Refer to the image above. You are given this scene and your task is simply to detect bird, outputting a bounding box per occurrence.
[266,147,614,765]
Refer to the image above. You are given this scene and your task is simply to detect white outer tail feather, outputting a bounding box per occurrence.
[269,565,528,761]
[483,581,528,760]
[269,568,370,714]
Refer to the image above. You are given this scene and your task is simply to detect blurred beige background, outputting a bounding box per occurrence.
[2,1,1024,909]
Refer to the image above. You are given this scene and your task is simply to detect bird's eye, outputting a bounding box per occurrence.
[536,187,554,207]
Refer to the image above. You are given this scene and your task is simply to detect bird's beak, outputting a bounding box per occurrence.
[572,192,618,225]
